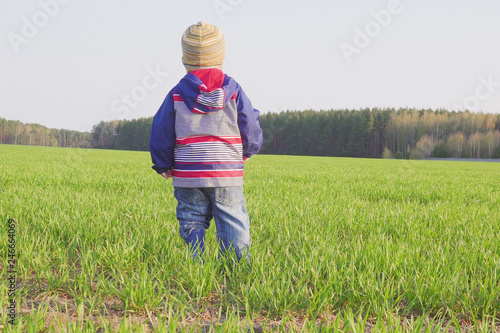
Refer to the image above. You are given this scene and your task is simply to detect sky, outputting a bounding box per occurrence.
[1,0,499,132]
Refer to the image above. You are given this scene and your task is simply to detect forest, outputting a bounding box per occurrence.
[2,109,500,159]
[0,118,90,148]
[259,109,500,159]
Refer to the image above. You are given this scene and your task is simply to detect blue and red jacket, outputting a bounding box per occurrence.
[149,68,263,187]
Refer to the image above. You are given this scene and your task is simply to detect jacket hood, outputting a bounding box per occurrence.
[176,68,237,114]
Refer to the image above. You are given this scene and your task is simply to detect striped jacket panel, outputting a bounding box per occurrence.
[172,92,244,187]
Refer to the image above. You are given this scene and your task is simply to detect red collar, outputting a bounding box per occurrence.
[190,68,225,90]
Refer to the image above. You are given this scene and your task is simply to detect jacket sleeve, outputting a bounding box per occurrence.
[149,89,176,174]
[236,84,263,158]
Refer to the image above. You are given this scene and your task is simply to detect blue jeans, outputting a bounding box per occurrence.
[174,186,251,262]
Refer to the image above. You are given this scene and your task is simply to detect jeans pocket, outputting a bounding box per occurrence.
[174,188,202,204]
[214,187,243,207]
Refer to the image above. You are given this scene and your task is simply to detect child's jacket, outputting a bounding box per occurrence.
[150,68,263,187]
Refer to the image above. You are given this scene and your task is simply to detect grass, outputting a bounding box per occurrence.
[0,144,499,332]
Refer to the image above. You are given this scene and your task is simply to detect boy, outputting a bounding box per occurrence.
[149,22,263,263]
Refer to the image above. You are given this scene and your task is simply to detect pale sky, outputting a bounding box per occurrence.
[1,0,499,132]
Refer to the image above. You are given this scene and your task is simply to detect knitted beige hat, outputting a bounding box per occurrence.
[181,22,226,72]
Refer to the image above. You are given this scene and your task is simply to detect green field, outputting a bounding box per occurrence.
[1,145,500,332]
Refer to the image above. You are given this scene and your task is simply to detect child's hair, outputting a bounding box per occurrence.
[181,22,226,73]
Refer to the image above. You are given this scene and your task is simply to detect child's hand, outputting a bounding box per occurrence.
[161,170,173,179]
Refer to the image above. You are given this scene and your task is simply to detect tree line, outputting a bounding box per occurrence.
[2,109,500,159]
[259,109,500,159]
[90,118,152,151]
[0,118,90,148]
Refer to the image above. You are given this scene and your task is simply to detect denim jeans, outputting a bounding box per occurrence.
[174,186,251,262]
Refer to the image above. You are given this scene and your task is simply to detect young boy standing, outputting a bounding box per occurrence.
[149,22,263,263]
